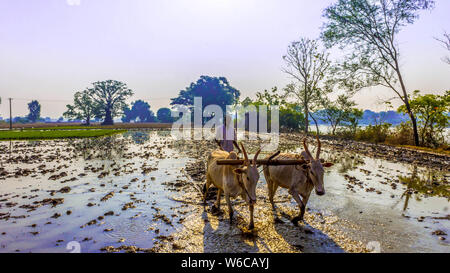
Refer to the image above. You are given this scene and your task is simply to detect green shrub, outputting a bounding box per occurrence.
[386,122,415,145]
[398,90,449,147]
[354,123,391,143]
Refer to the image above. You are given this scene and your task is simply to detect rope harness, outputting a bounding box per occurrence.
[234,171,255,203]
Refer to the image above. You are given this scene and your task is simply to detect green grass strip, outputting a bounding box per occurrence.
[21,126,106,131]
[0,129,127,140]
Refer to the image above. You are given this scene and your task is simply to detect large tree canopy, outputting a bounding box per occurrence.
[156,108,174,123]
[27,100,41,123]
[321,0,435,146]
[170,76,240,115]
[122,100,157,123]
[63,90,100,125]
[88,80,134,125]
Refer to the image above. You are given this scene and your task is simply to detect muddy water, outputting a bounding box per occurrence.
[0,130,448,253]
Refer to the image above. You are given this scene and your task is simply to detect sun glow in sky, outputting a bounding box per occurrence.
[0,0,449,118]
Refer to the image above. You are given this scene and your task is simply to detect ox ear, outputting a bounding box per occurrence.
[233,168,246,174]
[322,162,334,168]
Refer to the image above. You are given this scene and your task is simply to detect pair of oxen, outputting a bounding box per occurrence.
[204,137,333,229]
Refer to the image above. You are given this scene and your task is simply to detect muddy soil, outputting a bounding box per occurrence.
[310,134,450,171]
[0,130,448,253]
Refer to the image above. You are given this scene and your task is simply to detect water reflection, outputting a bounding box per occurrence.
[123,131,150,144]
[323,152,364,174]
[68,135,128,160]
[399,166,450,211]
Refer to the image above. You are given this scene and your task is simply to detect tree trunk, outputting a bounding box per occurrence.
[309,113,320,136]
[395,61,419,146]
[405,104,419,146]
[103,107,114,125]
[304,107,309,134]
[86,114,91,126]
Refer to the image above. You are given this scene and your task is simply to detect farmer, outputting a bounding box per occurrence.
[216,114,236,152]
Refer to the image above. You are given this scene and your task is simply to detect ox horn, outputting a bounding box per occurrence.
[240,143,249,165]
[253,148,261,167]
[303,138,313,159]
[214,138,224,151]
[315,134,321,160]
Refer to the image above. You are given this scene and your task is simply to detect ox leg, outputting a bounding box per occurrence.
[210,189,222,214]
[214,189,222,210]
[271,183,279,210]
[203,175,212,204]
[289,190,305,226]
[225,193,233,225]
[248,204,254,229]
[299,194,310,220]
[266,176,275,210]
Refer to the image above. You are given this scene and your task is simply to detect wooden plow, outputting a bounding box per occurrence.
[216,159,308,166]
[216,151,309,166]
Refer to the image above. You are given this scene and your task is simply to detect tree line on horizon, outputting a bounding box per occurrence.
[1,0,449,148]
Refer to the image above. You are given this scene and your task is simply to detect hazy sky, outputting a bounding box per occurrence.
[0,0,449,118]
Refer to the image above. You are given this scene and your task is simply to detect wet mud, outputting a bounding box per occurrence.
[0,130,448,253]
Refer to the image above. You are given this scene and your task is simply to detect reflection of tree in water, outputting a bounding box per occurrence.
[123,130,150,144]
[322,151,364,174]
[68,135,128,160]
[277,142,301,153]
[156,130,171,138]
[399,166,450,211]
[172,139,209,159]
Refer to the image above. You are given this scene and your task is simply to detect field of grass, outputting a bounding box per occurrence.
[21,126,115,131]
[0,129,127,140]
[0,122,173,130]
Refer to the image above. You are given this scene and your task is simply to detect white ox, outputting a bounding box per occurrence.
[204,143,261,229]
[263,137,334,225]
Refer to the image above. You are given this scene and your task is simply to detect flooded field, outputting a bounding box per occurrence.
[0,130,448,253]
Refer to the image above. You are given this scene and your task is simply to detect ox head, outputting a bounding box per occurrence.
[301,136,334,196]
[233,143,261,205]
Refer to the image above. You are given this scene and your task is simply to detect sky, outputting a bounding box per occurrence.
[0,0,449,118]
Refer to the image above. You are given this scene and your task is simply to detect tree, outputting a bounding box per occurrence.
[282,38,331,134]
[251,87,305,132]
[157,108,174,123]
[321,0,435,146]
[317,95,355,135]
[317,95,363,135]
[435,32,450,65]
[170,76,240,117]
[88,80,134,125]
[398,90,449,146]
[345,108,364,135]
[63,90,99,125]
[27,100,41,123]
[122,100,157,123]
[279,104,306,132]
